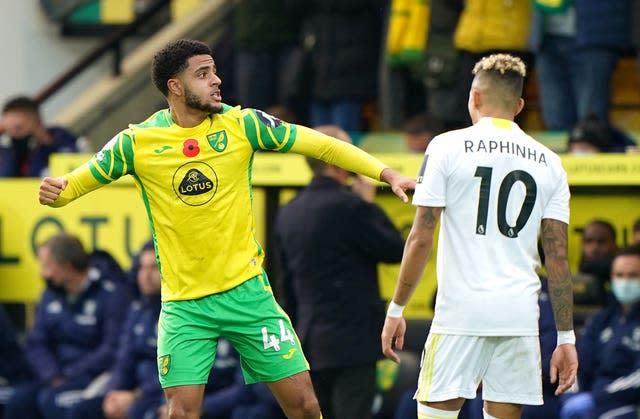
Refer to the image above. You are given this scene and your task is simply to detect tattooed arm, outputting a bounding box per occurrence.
[382,206,442,362]
[540,218,574,331]
[540,217,579,395]
[392,206,443,305]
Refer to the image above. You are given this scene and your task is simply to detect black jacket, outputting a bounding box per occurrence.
[274,176,404,369]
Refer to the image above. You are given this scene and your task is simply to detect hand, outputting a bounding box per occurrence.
[380,168,415,203]
[560,392,594,419]
[550,343,579,396]
[351,175,376,202]
[103,390,136,419]
[381,315,406,363]
[38,176,67,205]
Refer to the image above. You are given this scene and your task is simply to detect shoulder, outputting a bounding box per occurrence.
[130,109,172,130]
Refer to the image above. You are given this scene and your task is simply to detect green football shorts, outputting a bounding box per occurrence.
[157,272,309,388]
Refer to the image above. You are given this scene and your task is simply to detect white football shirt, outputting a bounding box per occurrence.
[413,117,569,336]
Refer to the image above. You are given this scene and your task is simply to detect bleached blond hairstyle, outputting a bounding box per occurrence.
[471,54,526,110]
[472,53,526,77]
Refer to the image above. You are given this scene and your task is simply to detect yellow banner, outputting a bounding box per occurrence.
[562,154,640,185]
[5,152,640,319]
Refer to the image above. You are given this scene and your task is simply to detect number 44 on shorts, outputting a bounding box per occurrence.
[262,319,296,352]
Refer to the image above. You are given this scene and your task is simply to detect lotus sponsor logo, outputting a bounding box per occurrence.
[172,161,218,206]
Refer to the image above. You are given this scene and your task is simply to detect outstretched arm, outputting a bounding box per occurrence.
[289,125,416,201]
[381,206,442,362]
[541,217,578,395]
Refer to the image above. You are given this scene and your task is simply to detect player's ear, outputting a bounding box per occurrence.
[514,98,525,117]
[167,78,183,97]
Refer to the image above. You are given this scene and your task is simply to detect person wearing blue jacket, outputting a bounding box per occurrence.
[561,246,640,419]
[0,96,79,178]
[4,233,128,419]
[68,241,163,419]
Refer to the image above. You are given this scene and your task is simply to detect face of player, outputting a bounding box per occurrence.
[581,224,617,262]
[179,54,223,114]
[137,249,161,296]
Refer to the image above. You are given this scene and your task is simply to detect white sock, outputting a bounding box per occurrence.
[483,409,499,419]
[417,402,460,419]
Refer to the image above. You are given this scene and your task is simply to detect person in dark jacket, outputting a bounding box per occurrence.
[4,233,128,419]
[274,125,405,419]
[68,241,163,419]
[302,1,385,132]
[0,96,79,177]
[561,246,640,419]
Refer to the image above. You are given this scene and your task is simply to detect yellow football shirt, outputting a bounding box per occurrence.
[52,105,387,301]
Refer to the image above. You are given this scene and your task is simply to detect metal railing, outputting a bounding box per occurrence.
[34,0,171,105]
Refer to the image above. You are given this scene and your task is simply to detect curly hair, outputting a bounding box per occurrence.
[151,39,212,96]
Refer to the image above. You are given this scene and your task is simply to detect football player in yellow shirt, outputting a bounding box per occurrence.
[38,39,415,419]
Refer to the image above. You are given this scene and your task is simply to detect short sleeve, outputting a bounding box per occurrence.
[412,136,448,207]
[542,163,570,224]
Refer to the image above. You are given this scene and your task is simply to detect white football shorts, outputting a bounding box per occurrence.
[414,333,543,405]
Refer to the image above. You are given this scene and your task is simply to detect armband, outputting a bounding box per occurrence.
[557,330,576,345]
[386,301,405,318]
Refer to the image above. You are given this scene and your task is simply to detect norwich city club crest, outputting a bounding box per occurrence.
[207,130,228,152]
[158,354,171,376]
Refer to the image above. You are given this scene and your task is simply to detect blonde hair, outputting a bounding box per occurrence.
[472,53,526,77]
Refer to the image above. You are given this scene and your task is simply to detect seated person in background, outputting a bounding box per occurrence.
[560,246,640,419]
[567,115,636,154]
[0,96,79,177]
[576,220,619,306]
[0,304,32,417]
[402,113,445,154]
[68,241,164,419]
[4,233,129,419]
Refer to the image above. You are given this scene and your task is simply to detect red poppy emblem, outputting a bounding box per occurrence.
[183,139,200,157]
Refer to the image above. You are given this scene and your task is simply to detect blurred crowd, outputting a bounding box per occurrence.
[1,1,640,418]
[2,0,640,178]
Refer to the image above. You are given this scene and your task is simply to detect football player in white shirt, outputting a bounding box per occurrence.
[381,54,578,419]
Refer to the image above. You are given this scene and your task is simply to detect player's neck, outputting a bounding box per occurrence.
[169,105,208,128]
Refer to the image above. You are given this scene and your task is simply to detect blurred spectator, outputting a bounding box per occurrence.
[574,220,619,307]
[567,115,636,154]
[402,113,445,154]
[233,0,306,117]
[633,218,640,246]
[274,125,404,418]
[4,233,128,419]
[437,0,532,130]
[302,0,385,132]
[67,241,163,419]
[529,1,633,131]
[560,246,640,419]
[0,304,32,418]
[0,96,79,177]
